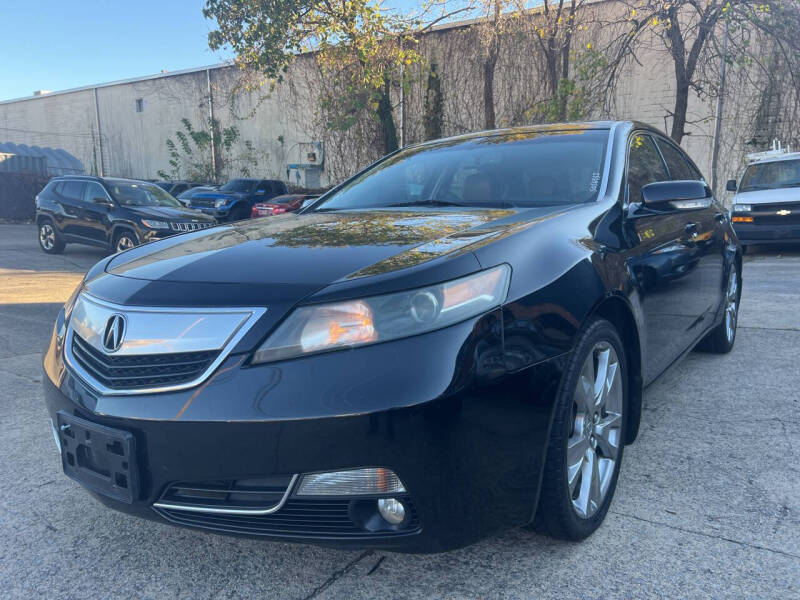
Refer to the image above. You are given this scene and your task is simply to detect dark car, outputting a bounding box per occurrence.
[175,185,219,207]
[189,178,289,221]
[251,193,318,218]
[42,122,741,553]
[154,180,210,197]
[36,176,217,254]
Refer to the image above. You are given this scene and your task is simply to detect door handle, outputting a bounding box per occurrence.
[685,222,699,237]
[714,212,725,222]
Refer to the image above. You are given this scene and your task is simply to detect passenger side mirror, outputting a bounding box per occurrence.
[641,180,711,211]
[726,179,737,192]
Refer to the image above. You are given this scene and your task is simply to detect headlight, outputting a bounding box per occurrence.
[734,204,751,212]
[140,219,170,229]
[252,264,511,364]
[215,199,227,208]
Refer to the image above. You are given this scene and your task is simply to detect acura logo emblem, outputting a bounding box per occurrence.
[102,314,126,353]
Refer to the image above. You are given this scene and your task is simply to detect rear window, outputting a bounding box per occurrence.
[740,159,800,192]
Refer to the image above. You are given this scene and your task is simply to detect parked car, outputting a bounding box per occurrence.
[35,175,216,254]
[43,121,741,553]
[154,180,210,197]
[251,193,318,217]
[188,178,289,221]
[727,142,800,251]
[175,185,219,207]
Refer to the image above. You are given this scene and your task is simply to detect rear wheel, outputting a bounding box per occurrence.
[38,220,65,254]
[112,229,138,253]
[532,318,627,540]
[697,265,739,354]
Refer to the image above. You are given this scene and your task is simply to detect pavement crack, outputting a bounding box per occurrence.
[611,510,800,561]
[366,555,386,575]
[300,550,374,600]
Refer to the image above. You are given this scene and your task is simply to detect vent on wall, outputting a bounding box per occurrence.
[135,98,144,113]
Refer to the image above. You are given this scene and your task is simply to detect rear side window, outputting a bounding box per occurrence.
[627,134,668,203]
[62,181,86,202]
[41,181,60,195]
[656,139,699,181]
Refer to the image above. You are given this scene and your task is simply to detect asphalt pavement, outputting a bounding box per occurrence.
[1,223,798,599]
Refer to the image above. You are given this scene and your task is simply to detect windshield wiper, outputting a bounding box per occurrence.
[386,199,468,208]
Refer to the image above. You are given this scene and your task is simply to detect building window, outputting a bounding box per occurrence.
[135,98,144,113]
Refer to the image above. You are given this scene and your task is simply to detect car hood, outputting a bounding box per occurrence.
[125,205,215,222]
[733,187,800,205]
[104,207,566,287]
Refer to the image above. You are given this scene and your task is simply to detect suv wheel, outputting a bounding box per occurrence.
[38,220,65,254]
[113,230,138,253]
[531,318,627,540]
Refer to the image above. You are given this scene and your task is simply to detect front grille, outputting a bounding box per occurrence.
[155,497,421,539]
[71,334,219,390]
[190,199,217,208]
[159,476,294,512]
[170,221,214,232]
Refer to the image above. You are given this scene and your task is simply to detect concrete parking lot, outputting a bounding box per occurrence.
[1,222,798,599]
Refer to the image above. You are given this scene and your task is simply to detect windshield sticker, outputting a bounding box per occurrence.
[590,172,601,192]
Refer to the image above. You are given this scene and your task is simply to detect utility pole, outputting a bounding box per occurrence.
[711,20,729,196]
[93,87,105,176]
[206,69,217,181]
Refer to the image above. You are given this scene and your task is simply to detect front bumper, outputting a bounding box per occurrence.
[733,218,800,245]
[42,310,562,552]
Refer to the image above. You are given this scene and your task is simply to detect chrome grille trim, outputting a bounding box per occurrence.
[153,475,299,516]
[63,293,266,396]
[170,221,215,232]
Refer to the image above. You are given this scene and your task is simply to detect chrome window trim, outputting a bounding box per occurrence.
[152,474,299,516]
[63,293,266,396]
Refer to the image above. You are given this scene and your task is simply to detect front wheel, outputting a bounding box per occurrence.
[38,220,65,254]
[112,230,138,253]
[532,318,627,540]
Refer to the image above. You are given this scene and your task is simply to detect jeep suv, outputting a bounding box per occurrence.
[36,175,217,254]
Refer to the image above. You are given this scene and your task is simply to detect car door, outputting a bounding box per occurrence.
[653,136,725,339]
[254,180,274,202]
[57,180,87,238]
[82,181,114,244]
[623,133,699,383]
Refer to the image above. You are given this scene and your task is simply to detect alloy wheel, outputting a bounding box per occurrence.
[725,269,739,343]
[40,223,55,250]
[116,236,135,252]
[568,342,623,519]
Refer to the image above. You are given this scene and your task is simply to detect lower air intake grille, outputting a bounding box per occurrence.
[71,334,219,390]
[155,497,421,540]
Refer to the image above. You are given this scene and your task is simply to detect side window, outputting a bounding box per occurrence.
[627,134,668,203]
[83,182,109,204]
[172,184,188,195]
[656,138,697,181]
[62,181,86,202]
[255,181,271,195]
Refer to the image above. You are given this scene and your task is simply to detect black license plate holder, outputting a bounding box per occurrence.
[57,411,138,504]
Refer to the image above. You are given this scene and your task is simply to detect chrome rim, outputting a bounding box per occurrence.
[39,223,55,250]
[568,342,623,519]
[725,269,738,343]
[116,236,135,252]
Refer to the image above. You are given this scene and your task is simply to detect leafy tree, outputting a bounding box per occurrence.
[157,118,260,182]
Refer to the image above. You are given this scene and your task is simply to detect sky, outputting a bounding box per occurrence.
[0,0,431,102]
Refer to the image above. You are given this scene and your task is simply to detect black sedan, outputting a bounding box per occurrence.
[42,121,741,552]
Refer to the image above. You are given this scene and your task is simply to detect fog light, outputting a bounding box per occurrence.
[296,468,406,496]
[377,498,406,525]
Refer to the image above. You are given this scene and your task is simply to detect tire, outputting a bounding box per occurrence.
[532,318,628,541]
[112,229,138,253]
[741,244,749,256]
[229,203,250,222]
[696,265,740,354]
[38,219,65,254]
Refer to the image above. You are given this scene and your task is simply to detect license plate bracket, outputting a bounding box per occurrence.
[56,411,138,504]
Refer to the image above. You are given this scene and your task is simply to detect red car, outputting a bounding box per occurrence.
[251,194,317,218]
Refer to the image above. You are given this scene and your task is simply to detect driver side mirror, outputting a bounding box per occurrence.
[641,180,711,211]
[255,189,266,196]
[726,179,737,192]
[92,196,112,207]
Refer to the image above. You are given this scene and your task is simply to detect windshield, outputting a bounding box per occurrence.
[108,181,182,207]
[220,179,256,193]
[740,159,800,192]
[178,187,211,199]
[154,182,172,191]
[313,129,609,211]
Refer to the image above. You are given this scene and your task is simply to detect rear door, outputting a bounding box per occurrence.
[624,133,697,383]
[57,180,87,238]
